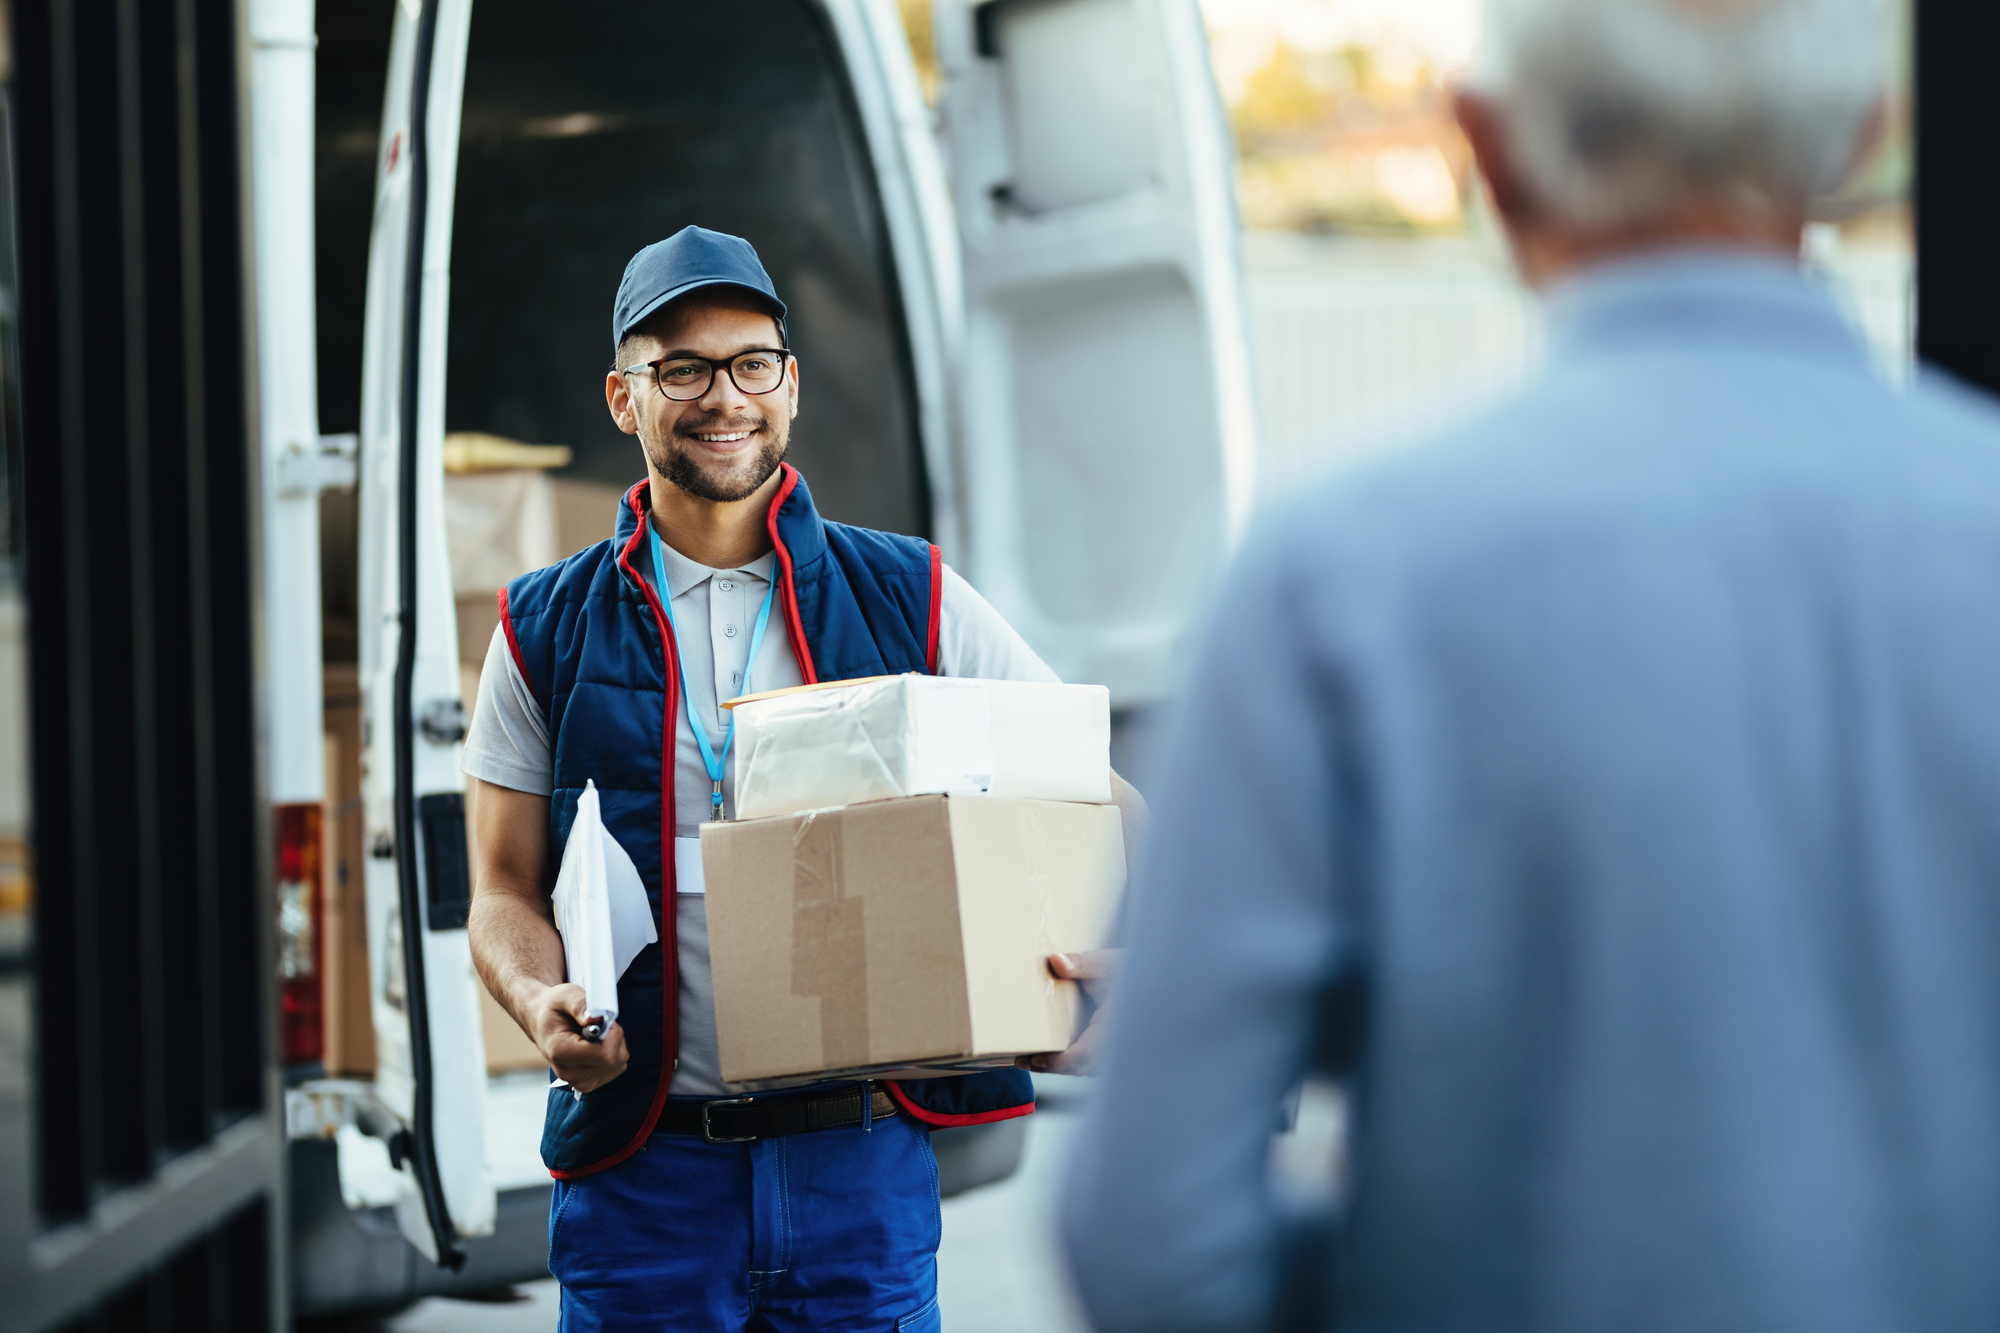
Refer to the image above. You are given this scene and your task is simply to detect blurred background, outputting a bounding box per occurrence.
[302,0,1913,1327]
[0,0,1920,1327]
[1202,0,1910,479]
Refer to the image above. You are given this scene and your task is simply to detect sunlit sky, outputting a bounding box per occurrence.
[1199,0,1483,98]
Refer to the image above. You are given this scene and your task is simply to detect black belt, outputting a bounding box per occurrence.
[659,1085,901,1144]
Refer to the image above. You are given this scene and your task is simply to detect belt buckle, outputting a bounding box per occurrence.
[700,1096,758,1144]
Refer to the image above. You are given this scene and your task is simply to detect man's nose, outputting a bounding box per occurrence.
[697,367,752,413]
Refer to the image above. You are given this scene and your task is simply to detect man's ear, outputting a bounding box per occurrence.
[605,370,641,436]
[787,355,800,420]
[1454,90,1535,229]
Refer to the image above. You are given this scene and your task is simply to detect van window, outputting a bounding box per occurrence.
[447,0,929,539]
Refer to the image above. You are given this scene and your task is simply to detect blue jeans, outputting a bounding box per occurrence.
[549,1103,944,1332]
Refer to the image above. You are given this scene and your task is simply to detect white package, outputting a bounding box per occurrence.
[550,780,658,1028]
[732,675,1111,821]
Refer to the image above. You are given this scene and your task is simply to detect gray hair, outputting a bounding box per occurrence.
[1465,0,1887,226]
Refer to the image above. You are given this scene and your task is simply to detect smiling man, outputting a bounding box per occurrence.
[459,227,1136,1332]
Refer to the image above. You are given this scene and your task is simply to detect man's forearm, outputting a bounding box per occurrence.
[468,888,568,1037]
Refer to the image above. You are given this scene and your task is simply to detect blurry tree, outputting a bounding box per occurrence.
[1228,35,1467,234]
[1233,40,1334,151]
[1331,43,1382,99]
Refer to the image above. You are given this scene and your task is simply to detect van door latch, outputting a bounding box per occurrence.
[419,698,467,745]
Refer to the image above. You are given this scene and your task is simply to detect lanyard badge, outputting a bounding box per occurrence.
[650,525,779,822]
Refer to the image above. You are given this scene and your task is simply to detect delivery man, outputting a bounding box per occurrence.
[463,227,1140,1331]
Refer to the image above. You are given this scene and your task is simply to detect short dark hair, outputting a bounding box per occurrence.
[611,294,787,371]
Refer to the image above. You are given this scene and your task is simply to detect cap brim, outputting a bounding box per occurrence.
[617,278,787,349]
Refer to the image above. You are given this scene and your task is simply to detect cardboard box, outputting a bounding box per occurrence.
[731,674,1111,821]
[701,795,1124,1086]
[321,667,376,1077]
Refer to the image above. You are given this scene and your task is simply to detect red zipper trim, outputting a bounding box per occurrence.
[496,585,535,702]
[764,464,818,684]
[884,1078,1037,1127]
[551,479,679,1180]
[925,544,942,675]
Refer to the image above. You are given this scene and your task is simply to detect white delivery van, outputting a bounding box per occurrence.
[276,0,1253,1309]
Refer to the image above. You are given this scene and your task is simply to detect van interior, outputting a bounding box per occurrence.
[448,0,930,535]
[312,0,936,1081]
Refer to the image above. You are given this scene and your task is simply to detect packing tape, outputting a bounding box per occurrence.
[1021,803,1076,1041]
[738,680,906,818]
[789,811,872,1069]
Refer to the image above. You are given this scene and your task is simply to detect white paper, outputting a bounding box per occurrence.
[550,780,657,1028]
[733,675,1111,820]
[674,837,707,895]
[911,677,993,793]
[734,679,911,816]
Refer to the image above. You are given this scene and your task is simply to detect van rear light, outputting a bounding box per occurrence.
[275,802,325,1066]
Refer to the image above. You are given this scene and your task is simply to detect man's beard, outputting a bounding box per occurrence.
[646,410,788,503]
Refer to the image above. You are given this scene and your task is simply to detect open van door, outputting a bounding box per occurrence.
[356,0,493,1265]
[933,0,1257,703]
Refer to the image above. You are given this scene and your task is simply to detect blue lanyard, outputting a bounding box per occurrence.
[649,525,779,822]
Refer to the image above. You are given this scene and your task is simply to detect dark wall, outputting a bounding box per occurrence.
[316,1,394,440]
[448,0,930,534]
[315,1,928,535]
[1914,0,2000,393]
[316,2,395,662]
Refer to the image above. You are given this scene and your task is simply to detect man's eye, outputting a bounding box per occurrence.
[738,356,773,373]
[660,362,705,382]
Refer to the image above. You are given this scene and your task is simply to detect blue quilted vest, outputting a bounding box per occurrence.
[499,465,1036,1178]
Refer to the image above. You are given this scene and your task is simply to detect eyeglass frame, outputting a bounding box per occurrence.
[617,347,795,402]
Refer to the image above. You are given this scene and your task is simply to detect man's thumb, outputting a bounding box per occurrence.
[550,982,591,1023]
[1051,949,1116,981]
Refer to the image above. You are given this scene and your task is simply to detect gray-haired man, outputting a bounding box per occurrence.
[1063,1,2000,1330]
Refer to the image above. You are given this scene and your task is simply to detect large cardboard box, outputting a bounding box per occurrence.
[320,667,376,1077]
[731,674,1111,820]
[701,794,1123,1086]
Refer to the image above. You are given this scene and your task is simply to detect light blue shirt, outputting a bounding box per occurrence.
[1061,253,2000,1333]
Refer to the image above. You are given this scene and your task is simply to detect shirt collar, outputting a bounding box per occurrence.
[648,529,776,601]
[1542,248,1871,373]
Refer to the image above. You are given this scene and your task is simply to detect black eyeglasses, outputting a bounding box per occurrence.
[619,348,792,402]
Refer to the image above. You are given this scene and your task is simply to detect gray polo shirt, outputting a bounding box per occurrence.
[463,535,1058,1095]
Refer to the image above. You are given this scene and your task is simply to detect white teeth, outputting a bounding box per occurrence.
[695,431,751,443]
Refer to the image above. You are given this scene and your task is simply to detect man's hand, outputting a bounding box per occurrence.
[526,980,630,1094]
[468,780,633,1090]
[1019,949,1121,1076]
[1018,773,1144,1078]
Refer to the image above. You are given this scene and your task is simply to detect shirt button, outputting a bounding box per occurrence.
[724,624,738,638]
[717,580,734,592]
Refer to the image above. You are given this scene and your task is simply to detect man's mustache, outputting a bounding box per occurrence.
[671,413,768,439]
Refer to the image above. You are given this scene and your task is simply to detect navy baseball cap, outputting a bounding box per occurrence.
[612,226,787,352]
